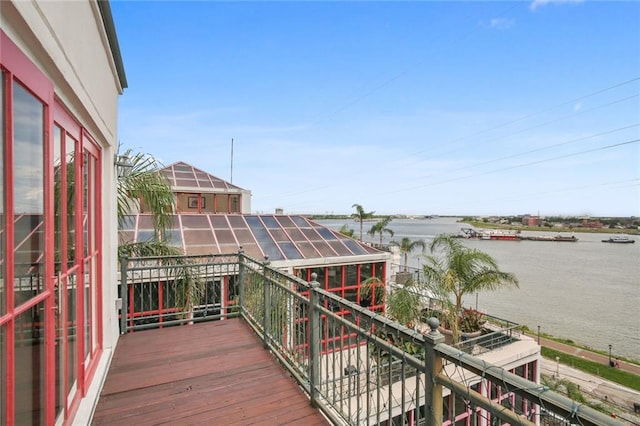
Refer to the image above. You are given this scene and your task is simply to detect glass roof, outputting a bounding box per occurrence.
[160,161,245,191]
[119,214,382,261]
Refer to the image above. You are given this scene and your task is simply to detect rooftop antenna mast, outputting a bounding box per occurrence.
[230,138,234,184]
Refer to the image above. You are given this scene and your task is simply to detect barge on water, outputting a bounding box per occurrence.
[459,228,578,242]
[601,236,635,244]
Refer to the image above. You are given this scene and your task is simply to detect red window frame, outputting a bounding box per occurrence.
[1,30,104,425]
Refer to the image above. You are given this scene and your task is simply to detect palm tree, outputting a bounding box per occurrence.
[367,216,394,245]
[390,237,426,272]
[385,279,423,329]
[351,203,375,240]
[338,224,356,238]
[117,148,175,243]
[422,234,518,340]
[116,148,205,320]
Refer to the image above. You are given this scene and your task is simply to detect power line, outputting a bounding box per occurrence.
[385,138,640,193]
[411,123,640,182]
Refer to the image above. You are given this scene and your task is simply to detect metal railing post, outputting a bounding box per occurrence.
[119,256,128,334]
[308,273,321,408]
[423,317,445,425]
[262,256,271,349]
[237,248,245,317]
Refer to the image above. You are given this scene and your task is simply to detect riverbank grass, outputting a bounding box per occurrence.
[541,347,640,392]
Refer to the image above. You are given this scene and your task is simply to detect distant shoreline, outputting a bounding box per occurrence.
[306,215,640,235]
[460,220,640,235]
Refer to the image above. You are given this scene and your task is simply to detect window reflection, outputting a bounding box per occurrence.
[66,136,76,266]
[12,82,43,214]
[54,126,62,273]
[14,301,46,425]
[12,82,45,300]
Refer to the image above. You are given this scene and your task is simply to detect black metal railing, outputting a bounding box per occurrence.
[117,252,622,426]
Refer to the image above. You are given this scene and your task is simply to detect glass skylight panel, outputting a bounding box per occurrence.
[297,242,320,258]
[181,215,210,229]
[260,216,280,229]
[183,229,214,245]
[240,244,262,259]
[138,215,154,229]
[214,229,235,244]
[245,216,283,260]
[261,243,284,261]
[209,215,230,229]
[176,179,196,187]
[285,228,306,242]
[278,242,302,260]
[313,242,338,257]
[170,215,180,228]
[227,215,247,228]
[327,240,352,256]
[118,230,135,243]
[234,229,257,245]
[275,216,295,227]
[119,215,136,230]
[165,230,183,246]
[343,239,367,255]
[136,230,154,242]
[301,228,321,241]
[173,164,191,172]
[269,229,289,242]
[160,170,174,180]
[315,226,337,240]
[291,216,311,228]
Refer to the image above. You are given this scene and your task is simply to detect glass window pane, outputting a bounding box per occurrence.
[67,273,77,395]
[66,135,76,266]
[83,152,89,258]
[13,82,45,297]
[216,194,229,213]
[15,301,46,425]
[84,260,91,357]
[53,126,62,274]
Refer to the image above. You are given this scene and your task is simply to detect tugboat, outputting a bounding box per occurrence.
[601,236,635,244]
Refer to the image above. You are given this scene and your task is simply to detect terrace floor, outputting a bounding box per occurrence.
[92,319,329,425]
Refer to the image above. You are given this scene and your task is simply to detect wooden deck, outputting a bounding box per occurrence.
[92,319,329,425]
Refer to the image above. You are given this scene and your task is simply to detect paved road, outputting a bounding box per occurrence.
[536,335,640,425]
[538,335,640,376]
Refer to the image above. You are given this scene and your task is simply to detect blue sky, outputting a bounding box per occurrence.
[111,0,639,217]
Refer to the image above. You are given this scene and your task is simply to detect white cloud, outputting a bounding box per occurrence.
[574,102,583,111]
[489,18,515,30]
[530,0,584,12]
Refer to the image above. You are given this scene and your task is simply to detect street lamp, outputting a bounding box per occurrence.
[537,325,540,345]
[608,344,613,367]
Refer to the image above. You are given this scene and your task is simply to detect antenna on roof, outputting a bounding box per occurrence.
[230,138,234,184]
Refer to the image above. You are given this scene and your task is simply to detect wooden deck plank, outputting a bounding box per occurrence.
[92,320,329,425]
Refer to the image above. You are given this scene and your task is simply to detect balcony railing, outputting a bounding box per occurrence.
[118,252,622,426]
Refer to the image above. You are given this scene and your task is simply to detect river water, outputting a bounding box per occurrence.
[316,218,640,360]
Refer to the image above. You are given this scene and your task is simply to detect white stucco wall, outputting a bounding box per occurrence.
[2,1,125,422]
